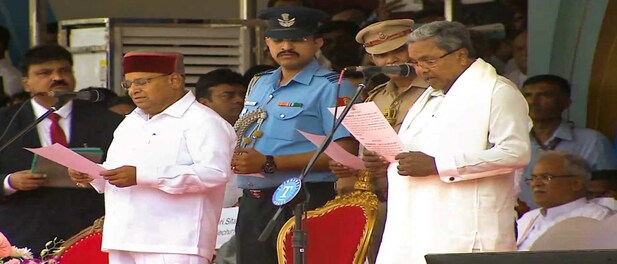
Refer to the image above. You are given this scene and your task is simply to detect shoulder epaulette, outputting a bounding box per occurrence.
[246,75,262,97]
[322,72,341,84]
[255,69,275,76]
[365,82,388,102]
[246,69,275,96]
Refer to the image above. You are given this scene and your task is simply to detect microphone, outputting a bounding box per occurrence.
[344,64,412,77]
[47,89,106,102]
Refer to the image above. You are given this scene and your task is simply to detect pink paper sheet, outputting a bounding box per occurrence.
[298,130,365,169]
[329,102,404,162]
[25,143,104,179]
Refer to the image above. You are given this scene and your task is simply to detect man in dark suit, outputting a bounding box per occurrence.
[0,44,123,254]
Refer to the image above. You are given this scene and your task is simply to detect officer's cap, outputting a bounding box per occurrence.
[258,6,328,39]
[356,19,414,55]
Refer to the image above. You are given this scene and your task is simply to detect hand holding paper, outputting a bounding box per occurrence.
[329,102,404,162]
[100,165,137,187]
[395,151,438,177]
[7,170,48,191]
[68,168,93,187]
[298,130,365,169]
[25,143,105,180]
[328,160,358,178]
[362,150,389,178]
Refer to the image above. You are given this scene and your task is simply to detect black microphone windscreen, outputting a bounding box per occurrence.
[47,90,106,102]
[344,65,411,76]
[344,66,360,72]
[78,90,105,102]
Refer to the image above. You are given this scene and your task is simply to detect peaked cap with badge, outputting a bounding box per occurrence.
[258,6,329,39]
[356,19,414,55]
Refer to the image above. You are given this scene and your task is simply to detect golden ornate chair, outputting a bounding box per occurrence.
[277,170,379,264]
[55,216,108,264]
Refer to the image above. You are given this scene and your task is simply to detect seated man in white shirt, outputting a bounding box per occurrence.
[517,151,612,250]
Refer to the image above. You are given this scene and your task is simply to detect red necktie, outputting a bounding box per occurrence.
[49,113,68,146]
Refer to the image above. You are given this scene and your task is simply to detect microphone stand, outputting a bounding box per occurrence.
[257,74,371,264]
[0,98,68,153]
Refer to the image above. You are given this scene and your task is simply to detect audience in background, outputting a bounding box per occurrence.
[317,20,363,73]
[195,69,246,125]
[0,26,23,104]
[504,31,527,89]
[518,74,617,211]
[517,151,612,251]
[485,32,514,74]
[331,5,371,25]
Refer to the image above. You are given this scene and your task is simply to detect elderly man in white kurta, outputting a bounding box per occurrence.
[69,52,236,264]
[517,151,611,250]
[363,21,531,264]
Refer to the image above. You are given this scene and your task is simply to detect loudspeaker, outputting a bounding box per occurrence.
[425,250,617,264]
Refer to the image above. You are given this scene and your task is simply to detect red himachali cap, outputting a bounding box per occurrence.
[123,52,185,75]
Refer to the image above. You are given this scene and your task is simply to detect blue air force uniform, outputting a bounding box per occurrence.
[233,5,358,264]
[237,59,355,189]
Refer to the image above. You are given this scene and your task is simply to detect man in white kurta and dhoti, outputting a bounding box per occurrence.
[363,21,532,264]
[69,52,236,264]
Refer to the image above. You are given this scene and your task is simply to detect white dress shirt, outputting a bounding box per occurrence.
[591,197,617,211]
[90,91,236,261]
[517,197,612,250]
[31,99,73,146]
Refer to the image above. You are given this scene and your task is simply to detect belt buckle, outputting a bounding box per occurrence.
[249,190,262,199]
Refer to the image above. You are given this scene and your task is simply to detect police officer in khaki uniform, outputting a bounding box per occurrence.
[329,19,428,264]
[360,19,428,132]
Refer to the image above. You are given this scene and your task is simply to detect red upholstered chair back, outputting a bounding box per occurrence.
[56,216,108,264]
[277,187,378,264]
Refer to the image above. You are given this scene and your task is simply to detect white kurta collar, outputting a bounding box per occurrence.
[541,197,588,218]
[134,90,195,120]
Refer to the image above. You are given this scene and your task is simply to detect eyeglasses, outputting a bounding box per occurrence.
[121,74,170,89]
[409,48,461,69]
[524,173,578,185]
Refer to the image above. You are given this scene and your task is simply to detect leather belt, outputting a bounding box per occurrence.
[244,188,276,199]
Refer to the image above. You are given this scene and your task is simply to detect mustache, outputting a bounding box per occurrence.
[277,51,299,57]
[50,80,68,87]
